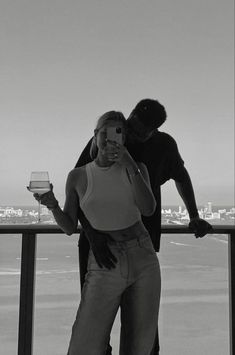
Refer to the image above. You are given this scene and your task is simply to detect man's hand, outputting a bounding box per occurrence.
[86,228,117,269]
[189,217,213,238]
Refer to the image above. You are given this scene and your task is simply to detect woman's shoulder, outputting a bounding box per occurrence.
[70,162,90,173]
[67,166,87,182]
[136,161,147,170]
[134,162,149,179]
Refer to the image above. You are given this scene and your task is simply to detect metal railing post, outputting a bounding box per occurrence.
[18,232,37,355]
[229,231,235,355]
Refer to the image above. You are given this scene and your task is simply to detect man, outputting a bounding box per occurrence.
[74,99,212,355]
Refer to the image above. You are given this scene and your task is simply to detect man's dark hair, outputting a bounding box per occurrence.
[130,99,167,128]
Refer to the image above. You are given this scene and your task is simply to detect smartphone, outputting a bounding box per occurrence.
[106,127,123,145]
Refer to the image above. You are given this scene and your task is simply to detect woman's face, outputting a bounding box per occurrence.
[95,120,126,153]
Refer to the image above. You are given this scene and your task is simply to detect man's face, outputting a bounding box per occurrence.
[127,114,156,143]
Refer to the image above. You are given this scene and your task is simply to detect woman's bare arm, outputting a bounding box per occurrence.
[37,170,80,235]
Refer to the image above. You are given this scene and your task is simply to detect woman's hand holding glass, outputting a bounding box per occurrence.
[34,183,59,211]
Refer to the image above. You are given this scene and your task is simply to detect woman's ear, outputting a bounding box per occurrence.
[93,133,97,146]
[90,136,98,160]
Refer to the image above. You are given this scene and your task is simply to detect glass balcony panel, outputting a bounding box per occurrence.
[0,227,232,355]
[33,233,80,355]
[32,232,229,355]
[0,234,21,355]
[158,233,229,355]
[110,233,230,355]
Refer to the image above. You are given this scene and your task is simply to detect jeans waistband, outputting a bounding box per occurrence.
[107,234,150,249]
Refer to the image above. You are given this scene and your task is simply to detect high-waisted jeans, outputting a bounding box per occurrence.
[67,230,161,355]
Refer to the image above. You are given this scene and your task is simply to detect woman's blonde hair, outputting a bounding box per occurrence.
[90,111,126,160]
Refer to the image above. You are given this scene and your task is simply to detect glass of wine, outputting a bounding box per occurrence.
[27,171,51,223]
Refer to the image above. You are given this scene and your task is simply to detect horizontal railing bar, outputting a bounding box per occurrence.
[0,224,234,234]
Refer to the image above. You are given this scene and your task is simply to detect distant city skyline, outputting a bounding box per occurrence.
[1,0,234,206]
[0,202,235,209]
[1,203,234,226]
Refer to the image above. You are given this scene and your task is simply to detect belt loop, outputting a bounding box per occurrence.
[138,237,142,247]
[118,241,125,252]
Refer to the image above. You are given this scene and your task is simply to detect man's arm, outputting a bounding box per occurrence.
[163,134,212,238]
[76,205,117,269]
[175,168,213,237]
[174,168,199,219]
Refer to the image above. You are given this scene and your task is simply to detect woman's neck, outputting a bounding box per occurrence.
[94,155,114,168]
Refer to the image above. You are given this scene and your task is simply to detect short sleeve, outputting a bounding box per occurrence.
[164,135,186,182]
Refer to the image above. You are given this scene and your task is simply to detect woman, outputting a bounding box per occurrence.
[35,111,161,355]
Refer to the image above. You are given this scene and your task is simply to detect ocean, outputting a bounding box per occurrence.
[0,231,230,355]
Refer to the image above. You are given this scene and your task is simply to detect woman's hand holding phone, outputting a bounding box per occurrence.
[105,126,137,171]
[106,140,135,167]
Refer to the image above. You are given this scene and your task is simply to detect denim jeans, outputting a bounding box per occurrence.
[67,232,161,355]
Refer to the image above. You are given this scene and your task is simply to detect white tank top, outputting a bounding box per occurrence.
[80,161,141,231]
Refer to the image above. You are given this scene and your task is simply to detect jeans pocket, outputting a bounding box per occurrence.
[87,250,99,270]
[87,250,111,271]
[141,238,156,256]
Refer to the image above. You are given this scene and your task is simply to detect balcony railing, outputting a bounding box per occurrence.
[0,224,234,354]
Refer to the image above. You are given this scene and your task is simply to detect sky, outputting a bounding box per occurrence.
[0,0,234,207]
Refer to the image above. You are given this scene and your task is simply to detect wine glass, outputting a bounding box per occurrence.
[27,171,51,223]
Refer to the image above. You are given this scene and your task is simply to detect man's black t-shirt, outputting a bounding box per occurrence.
[75,130,186,251]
